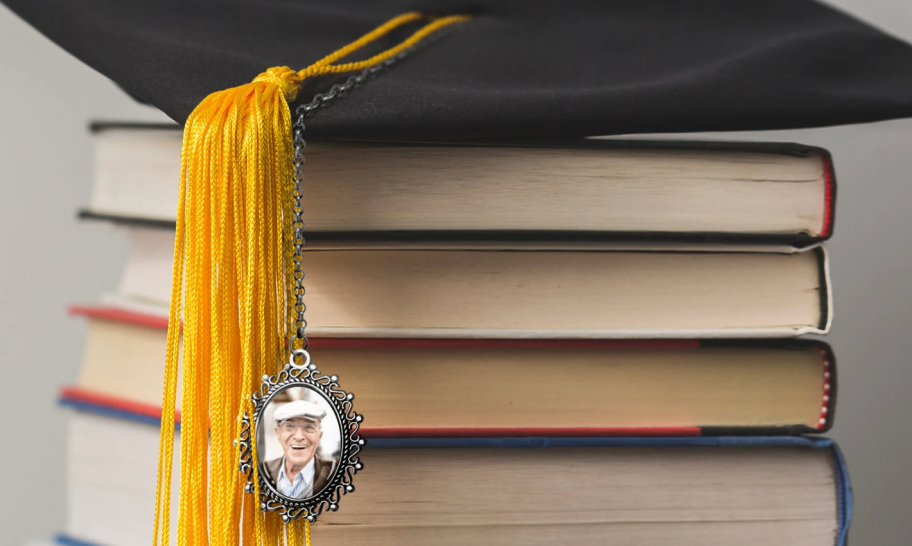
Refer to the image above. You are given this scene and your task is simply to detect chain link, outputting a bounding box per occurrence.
[288,47,414,355]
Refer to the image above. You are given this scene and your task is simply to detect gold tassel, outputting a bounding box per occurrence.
[150,12,470,546]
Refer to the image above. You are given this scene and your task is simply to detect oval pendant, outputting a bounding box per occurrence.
[239,349,364,522]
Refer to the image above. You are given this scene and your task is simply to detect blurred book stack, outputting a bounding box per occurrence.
[57,123,847,546]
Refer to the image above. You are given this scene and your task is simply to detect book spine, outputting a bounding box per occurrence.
[77,150,838,245]
[816,245,834,333]
[830,442,853,546]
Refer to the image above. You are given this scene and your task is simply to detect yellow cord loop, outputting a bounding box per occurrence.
[150,11,470,546]
[299,13,471,79]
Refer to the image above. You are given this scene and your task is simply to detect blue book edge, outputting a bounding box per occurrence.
[54,536,97,546]
[57,397,853,545]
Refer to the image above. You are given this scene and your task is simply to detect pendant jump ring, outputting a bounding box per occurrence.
[289,348,312,369]
[287,334,308,355]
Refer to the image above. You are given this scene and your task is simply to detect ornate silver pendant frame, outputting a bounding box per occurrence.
[238,350,364,522]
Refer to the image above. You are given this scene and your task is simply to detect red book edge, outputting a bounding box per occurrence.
[821,153,836,238]
[70,304,170,330]
[58,386,702,437]
[818,347,833,431]
[60,386,179,423]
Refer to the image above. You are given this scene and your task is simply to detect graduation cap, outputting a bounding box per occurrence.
[5,0,912,138]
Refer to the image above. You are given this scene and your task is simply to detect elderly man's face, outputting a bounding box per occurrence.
[276,417,322,467]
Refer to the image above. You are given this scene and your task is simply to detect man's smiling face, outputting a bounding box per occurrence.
[276,417,322,468]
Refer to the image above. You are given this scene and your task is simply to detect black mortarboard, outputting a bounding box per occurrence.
[5,0,912,139]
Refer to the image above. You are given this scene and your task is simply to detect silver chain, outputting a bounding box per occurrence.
[294,49,411,119]
[288,47,413,356]
[289,122,308,353]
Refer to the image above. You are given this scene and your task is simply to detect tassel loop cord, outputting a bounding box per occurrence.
[248,13,471,105]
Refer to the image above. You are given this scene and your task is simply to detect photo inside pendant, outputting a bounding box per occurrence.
[257,384,342,501]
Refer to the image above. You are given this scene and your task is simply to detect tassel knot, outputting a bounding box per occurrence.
[253,66,302,101]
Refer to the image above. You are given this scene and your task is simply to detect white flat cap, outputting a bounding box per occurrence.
[274,400,326,422]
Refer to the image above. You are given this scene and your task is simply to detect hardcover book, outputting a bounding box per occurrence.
[58,403,851,546]
[82,123,836,244]
[94,226,833,339]
[67,305,836,434]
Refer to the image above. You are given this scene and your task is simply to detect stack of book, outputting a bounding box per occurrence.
[57,123,847,546]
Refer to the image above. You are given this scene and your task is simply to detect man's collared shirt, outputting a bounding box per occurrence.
[276,456,315,498]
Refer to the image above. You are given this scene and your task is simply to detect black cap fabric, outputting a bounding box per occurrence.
[6,0,912,139]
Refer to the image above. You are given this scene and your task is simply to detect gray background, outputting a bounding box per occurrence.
[1,1,910,544]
